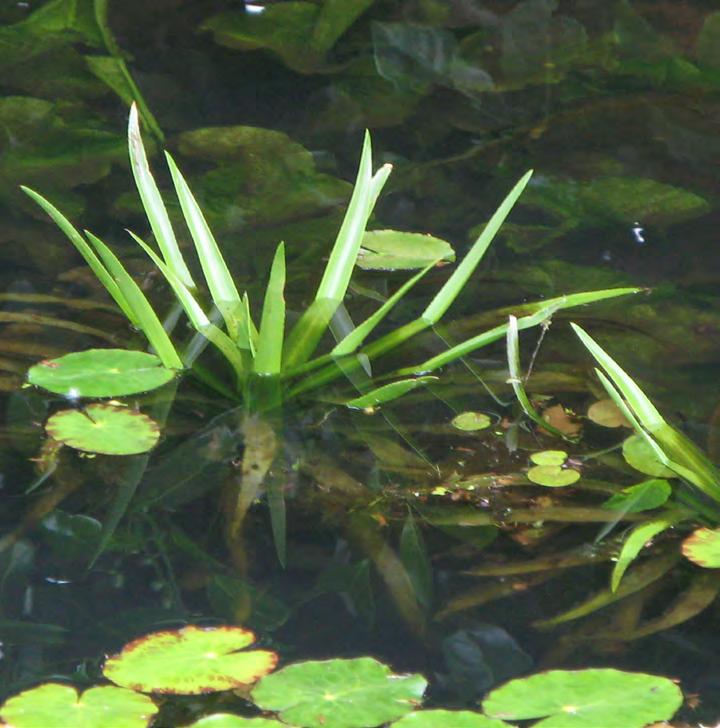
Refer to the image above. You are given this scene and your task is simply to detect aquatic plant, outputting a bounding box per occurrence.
[0,624,684,728]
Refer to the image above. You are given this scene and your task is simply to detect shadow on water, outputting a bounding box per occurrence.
[1,0,720,725]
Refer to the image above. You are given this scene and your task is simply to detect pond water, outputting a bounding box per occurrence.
[1,1,720,725]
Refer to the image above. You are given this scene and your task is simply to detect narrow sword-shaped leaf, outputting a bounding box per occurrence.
[254,243,286,375]
[128,231,246,382]
[422,170,532,324]
[21,187,138,327]
[128,103,195,289]
[344,376,438,409]
[84,231,183,369]
[165,152,245,344]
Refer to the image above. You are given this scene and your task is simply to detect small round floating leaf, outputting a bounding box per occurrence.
[103,626,277,695]
[28,349,176,398]
[46,405,160,455]
[251,657,427,728]
[602,479,671,513]
[451,412,492,431]
[622,435,675,478]
[482,668,682,727]
[188,716,285,727]
[530,450,567,466]
[527,465,580,487]
[682,527,720,568]
[357,230,455,271]
[391,710,511,727]
[0,683,157,728]
[587,398,630,428]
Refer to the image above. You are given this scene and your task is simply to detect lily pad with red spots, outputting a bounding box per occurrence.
[103,625,278,695]
[682,527,720,568]
[0,683,157,728]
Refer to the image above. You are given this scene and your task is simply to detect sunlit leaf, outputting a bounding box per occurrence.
[530,450,567,466]
[252,657,427,728]
[482,669,682,728]
[527,465,580,487]
[187,715,284,727]
[0,683,157,728]
[357,230,454,271]
[682,527,720,568]
[391,711,511,727]
[28,349,175,398]
[103,626,277,695]
[46,404,160,456]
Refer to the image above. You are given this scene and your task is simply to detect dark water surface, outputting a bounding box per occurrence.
[1,0,720,724]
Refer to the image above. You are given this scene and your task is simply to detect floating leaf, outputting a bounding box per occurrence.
[682,527,720,568]
[527,465,580,487]
[357,230,454,271]
[530,450,567,466]
[28,349,175,398]
[251,657,427,728]
[103,626,277,695]
[622,434,675,478]
[587,398,630,428]
[451,412,492,431]
[482,668,682,728]
[602,479,671,513]
[188,716,285,727]
[391,711,511,727]
[46,405,160,456]
[0,683,157,728]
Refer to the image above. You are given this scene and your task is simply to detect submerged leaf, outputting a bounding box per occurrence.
[344,377,437,409]
[682,527,720,568]
[0,683,157,728]
[103,625,277,695]
[587,398,631,428]
[602,479,671,513]
[482,669,682,728]
[28,349,175,398]
[251,657,427,728]
[46,404,160,456]
[357,230,454,271]
[622,434,675,478]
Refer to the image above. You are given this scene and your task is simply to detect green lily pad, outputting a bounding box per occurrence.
[622,435,676,478]
[251,657,427,728]
[46,404,160,456]
[0,683,157,728]
[391,710,511,727]
[28,349,176,398]
[682,527,720,568]
[103,626,277,695]
[187,716,285,727]
[451,412,492,431]
[527,465,580,487]
[482,668,682,727]
[357,230,455,271]
[602,479,671,513]
[530,450,567,466]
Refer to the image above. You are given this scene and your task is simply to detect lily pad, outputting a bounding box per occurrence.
[46,404,160,456]
[587,398,630,428]
[530,450,567,466]
[0,683,157,728]
[682,527,720,568]
[482,668,682,727]
[451,412,492,431]
[28,349,176,398]
[188,716,285,727]
[357,230,455,271]
[251,657,427,728]
[103,626,277,695]
[622,434,676,478]
[527,465,580,487]
[391,711,510,727]
[602,479,671,513]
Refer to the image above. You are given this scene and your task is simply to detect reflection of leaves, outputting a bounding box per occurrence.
[202,1,375,73]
